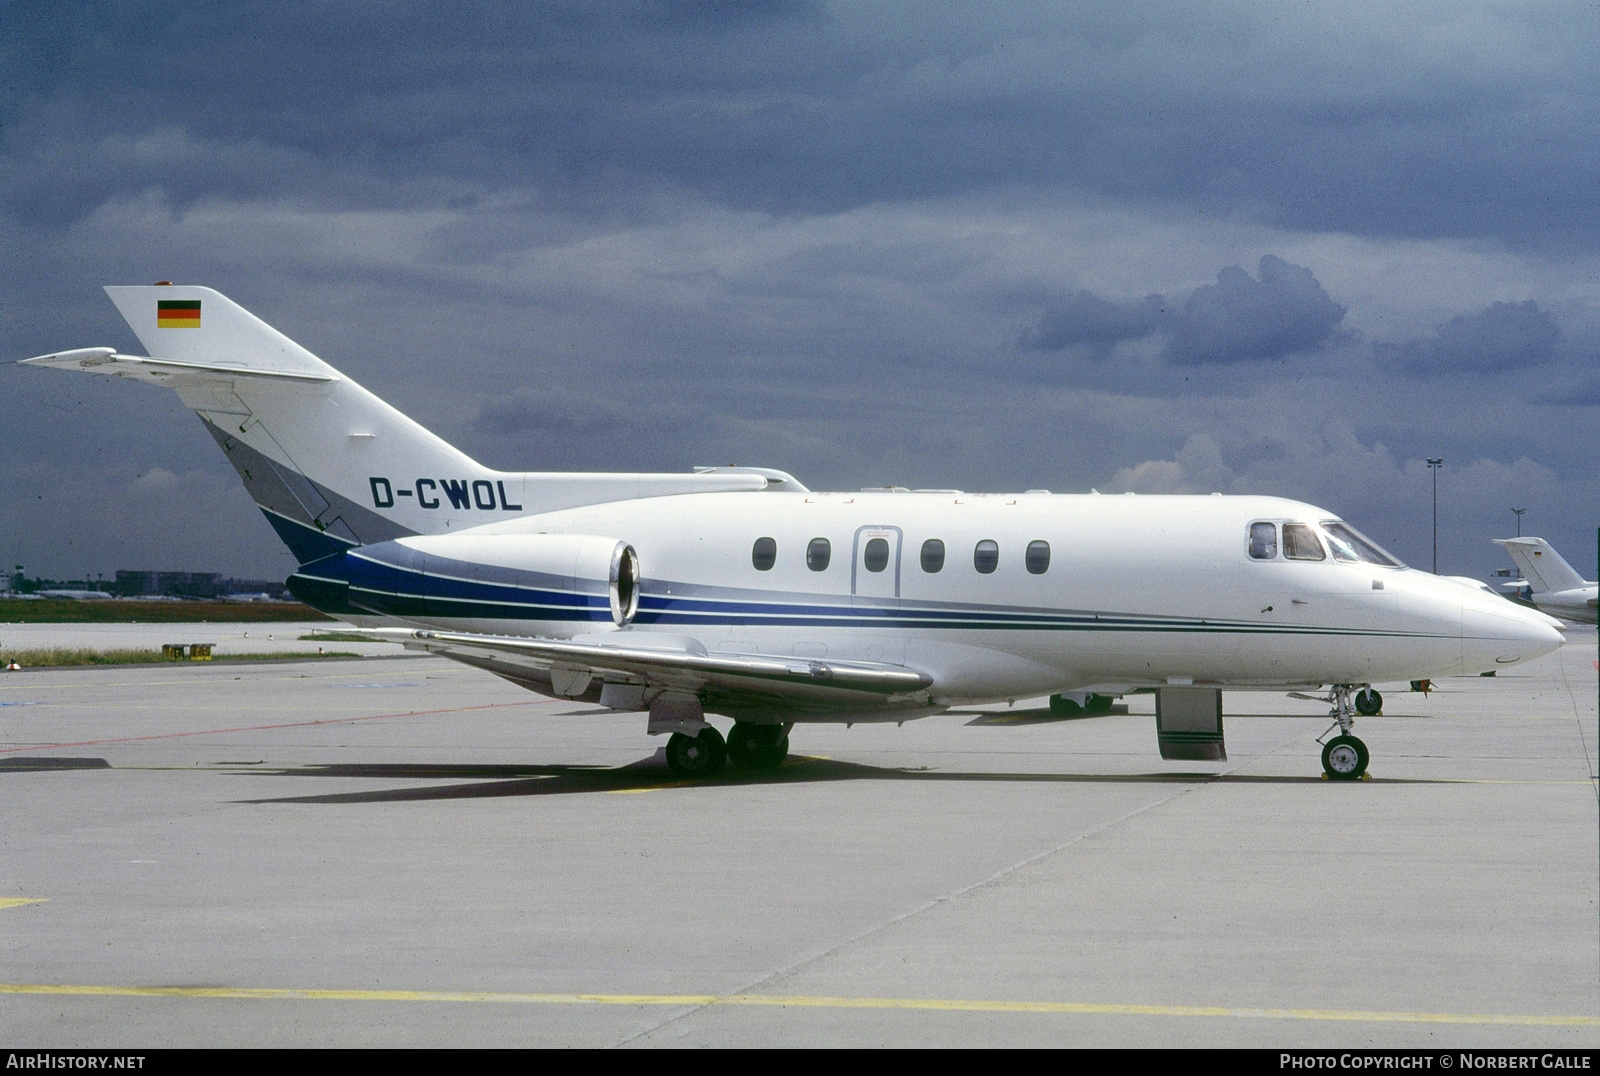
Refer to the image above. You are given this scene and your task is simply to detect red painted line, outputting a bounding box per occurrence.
[0,699,548,756]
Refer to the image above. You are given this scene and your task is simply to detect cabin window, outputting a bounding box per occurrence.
[921,539,945,573]
[807,537,832,572]
[1321,521,1404,567]
[1249,522,1277,560]
[1025,540,1051,575]
[863,537,890,573]
[974,539,999,574]
[751,537,777,571]
[1283,523,1326,561]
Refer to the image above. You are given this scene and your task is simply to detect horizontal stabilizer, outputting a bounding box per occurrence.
[20,347,334,384]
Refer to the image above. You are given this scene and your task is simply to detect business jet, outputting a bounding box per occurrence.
[22,286,1566,781]
[1494,537,1597,625]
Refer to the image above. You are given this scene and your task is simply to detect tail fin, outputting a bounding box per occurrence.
[1493,537,1589,594]
[23,285,793,565]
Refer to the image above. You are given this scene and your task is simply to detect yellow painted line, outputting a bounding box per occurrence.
[0,899,48,910]
[0,984,1594,1026]
[607,782,696,794]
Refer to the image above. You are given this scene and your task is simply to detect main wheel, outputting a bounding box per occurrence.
[1354,688,1382,715]
[666,728,726,778]
[1321,735,1370,781]
[727,723,788,770]
[753,735,789,770]
[1049,694,1084,716]
[1085,693,1115,713]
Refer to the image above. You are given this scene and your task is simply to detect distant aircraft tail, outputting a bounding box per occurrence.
[23,285,797,565]
[1493,537,1589,594]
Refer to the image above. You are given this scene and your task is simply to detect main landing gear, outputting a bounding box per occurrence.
[1048,693,1115,716]
[726,722,790,771]
[1318,684,1371,781]
[665,727,726,778]
[664,723,791,778]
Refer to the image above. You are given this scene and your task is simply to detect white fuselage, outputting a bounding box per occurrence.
[332,490,1565,706]
[1529,586,1599,625]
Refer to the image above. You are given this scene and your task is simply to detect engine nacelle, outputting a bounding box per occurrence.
[289,531,641,627]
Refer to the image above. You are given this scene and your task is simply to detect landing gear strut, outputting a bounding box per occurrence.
[1319,684,1370,781]
[665,727,726,778]
[727,722,790,770]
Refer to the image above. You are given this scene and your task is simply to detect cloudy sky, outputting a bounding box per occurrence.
[2,1,1597,582]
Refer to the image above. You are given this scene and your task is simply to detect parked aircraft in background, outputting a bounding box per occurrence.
[23,286,1566,780]
[1494,537,1598,625]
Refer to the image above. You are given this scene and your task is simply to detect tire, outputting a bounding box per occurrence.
[753,735,789,770]
[727,724,787,770]
[1085,694,1115,713]
[1354,688,1382,716]
[1321,735,1370,781]
[666,728,727,778]
[1049,694,1084,716]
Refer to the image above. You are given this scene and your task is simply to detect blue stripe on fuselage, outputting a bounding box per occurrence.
[296,547,1441,638]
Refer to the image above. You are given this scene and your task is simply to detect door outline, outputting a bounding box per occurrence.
[851,525,903,605]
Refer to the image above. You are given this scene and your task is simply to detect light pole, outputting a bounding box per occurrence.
[1426,458,1443,574]
[1511,507,1525,538]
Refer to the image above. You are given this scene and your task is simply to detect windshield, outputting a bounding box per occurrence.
[1321,521,1405,567]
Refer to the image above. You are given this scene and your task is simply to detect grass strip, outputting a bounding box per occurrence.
[0,599,332,624]
[0,649,362,668]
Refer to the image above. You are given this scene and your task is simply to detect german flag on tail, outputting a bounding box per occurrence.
[156,299,201,328]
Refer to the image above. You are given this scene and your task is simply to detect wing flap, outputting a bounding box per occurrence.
[378,628,933,702]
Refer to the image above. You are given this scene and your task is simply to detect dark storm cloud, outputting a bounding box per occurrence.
[4,3,1599,246]
[1162,256,1347,366]
[1383,300,1562,375]
[1533,377,1600,406]
[4,3,1600,583]
[1025,291,1165,354]
[1025,257,1345,365]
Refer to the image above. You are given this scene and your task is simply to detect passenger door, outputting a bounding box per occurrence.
[851,526,902,610]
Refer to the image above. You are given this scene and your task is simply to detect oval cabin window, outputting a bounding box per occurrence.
[863,537,890,573]
[751,537,777,571]
[974,539,999,574]
[807,538,832,572]
[920,539,945,573]
[1025,540,1051,574]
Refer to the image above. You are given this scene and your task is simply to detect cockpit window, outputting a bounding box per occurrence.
[1282,523,1326,561]
[1248,522,1277,560]
[1321,521,1404,567]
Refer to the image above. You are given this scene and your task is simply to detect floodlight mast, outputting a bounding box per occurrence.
[1426,458,1443,574]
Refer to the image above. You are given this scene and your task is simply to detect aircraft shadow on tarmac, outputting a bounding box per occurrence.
[222,754,1435,805]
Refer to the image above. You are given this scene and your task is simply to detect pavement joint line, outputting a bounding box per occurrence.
[614,771,1227,1046]
[0,699,546,756]
[0,984,1594,1026]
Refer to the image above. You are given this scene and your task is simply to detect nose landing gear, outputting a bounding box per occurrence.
[1293,684,1373,779]
[1319,684,1369,780]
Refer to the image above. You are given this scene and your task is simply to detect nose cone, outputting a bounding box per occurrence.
[1460,595,1566,673]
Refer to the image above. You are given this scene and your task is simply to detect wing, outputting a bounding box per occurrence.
[376,628,937,719]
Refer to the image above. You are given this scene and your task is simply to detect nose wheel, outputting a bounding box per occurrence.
[1321,735,1369,780]
[1296,684,1373,780]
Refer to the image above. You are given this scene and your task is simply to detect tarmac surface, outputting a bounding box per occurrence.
[2,630,1596,1048]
